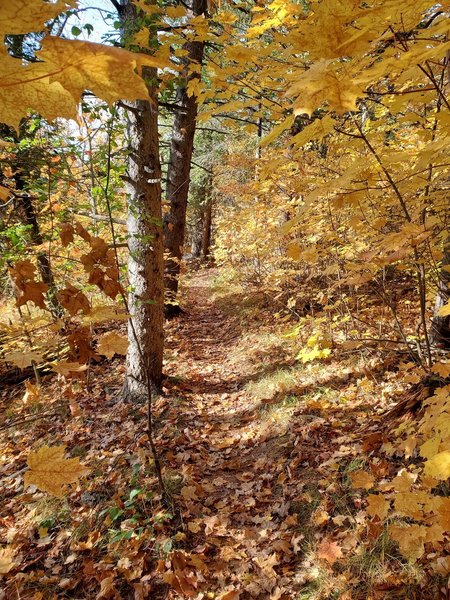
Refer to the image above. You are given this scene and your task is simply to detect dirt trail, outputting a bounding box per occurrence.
[0,271,431,599]
[162,270,321,599]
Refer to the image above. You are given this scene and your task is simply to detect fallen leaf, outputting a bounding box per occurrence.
[97,575,117,599]
[424,451,450,480]
[52,361,88,377]
[349,470,374,490]
[366,494,389,520]
[217,591,241,600]
[312,509,330,525]
[0,546,16,575]
[24,445,90,497]
[5,350,43,369]
[317,540,343,564]
[22,380,40,405]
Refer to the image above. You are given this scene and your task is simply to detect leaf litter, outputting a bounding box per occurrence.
[0,269,446,599]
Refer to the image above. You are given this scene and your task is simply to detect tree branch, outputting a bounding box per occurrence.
[74,211,126,225]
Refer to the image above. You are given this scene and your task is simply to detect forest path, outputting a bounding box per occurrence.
[0,269,394,600]
[160,269,342,599]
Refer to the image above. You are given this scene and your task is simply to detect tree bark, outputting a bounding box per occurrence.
[431,235,450,348]
[191,207,204,258]
[201,196,212,259]
[118,1,165,400]
[123,91,165,399]
[163,0,207,316]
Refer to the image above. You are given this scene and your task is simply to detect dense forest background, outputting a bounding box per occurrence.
[1,0,450,598]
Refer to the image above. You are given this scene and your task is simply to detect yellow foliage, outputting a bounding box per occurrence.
[0,7,169,128]
[4,350,43,369]
[0,0,75,36]
[388,524,427,562]
[287,60,362,115]
[296,333,332,364]
[438,301,450,317]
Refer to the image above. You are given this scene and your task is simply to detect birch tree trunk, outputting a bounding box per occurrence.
[163,0,207,316]
[123,90,164,399]
[117,0,165,400]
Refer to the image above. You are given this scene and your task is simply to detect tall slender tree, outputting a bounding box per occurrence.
[113,0,165,399]
[163,0,207,317]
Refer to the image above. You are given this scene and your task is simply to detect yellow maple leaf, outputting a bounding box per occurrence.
[0,36,169,128]
[394,491,427,520]
[423,451,450,480]
[0,546,16,575]
[260,114,296,147]
[287,60,361,115]
[0,46,75,129]
[388,524,427,561]
[420,436,441,460]
[366,494,389,520]
[97,332,128,359]
[298,0,370,60]
[4,350,43,369]
[349,470,374,490]
[24,445,90,497]
[52,361,88,377]
[390,470,416,492]
[291,115,336,148]
[0,0,75,36]
[431,362,450,378]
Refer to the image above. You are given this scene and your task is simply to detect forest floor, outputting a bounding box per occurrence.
[0,268,442,599]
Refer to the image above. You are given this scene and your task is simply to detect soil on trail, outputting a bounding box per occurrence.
[160,269,378,599]
[163,270,302,597]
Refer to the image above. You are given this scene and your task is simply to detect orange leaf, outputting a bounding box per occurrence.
[317,540,343,564]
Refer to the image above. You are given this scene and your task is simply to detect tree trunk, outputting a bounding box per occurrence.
[14,164,62,317]
[202,197,212,259]
[163,0,207,316]
[118,1,165,400]
[431,235,450,348]
[191,208,204,258]
[123,91,164,399]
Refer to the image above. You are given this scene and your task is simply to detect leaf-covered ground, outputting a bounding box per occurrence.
[0,269,445,599]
